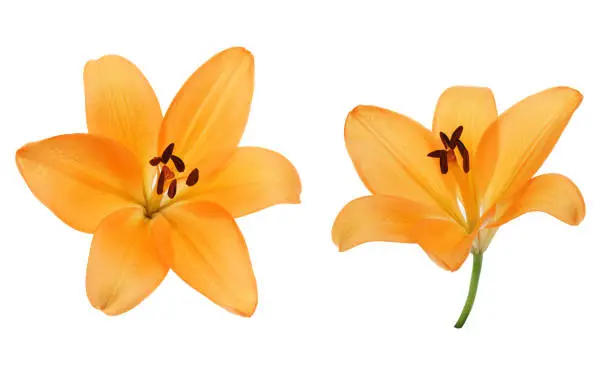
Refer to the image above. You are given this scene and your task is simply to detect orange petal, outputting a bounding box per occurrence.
[332,195,445,252]
[344,105,463,223]
[16,134,144,233]
[155,201,257,317]
[84,55,162,167]
[179,147,301,217]
[489,174,585,227]
[158,47,254,178]
[433,86,497,155]
[475,87,583,211]
[433,86,498,226]
[86,207,168,315]
[408,219,475,271]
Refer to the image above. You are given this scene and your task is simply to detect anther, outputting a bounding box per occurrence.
[456,140,470,173]
[427,150,445,159]
[167,179,178,199]
[428,150,449,174]
[156,174,165,195]
[186,168,199,186]
[171,155,185,172]
[429,126,469,175]
[450,126,463,148]
[149,157,161,166]
[161,143,175,164]
[440,132,452,149]
[439,152,449,174]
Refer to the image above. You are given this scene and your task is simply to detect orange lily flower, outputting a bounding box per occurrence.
[16,47,301,316]
[332,86,585,328]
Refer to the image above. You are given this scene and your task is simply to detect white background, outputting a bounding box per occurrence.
[1,0,610,369]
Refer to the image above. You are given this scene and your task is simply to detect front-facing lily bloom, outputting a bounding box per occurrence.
[16,47,301,316]
[332,86,585,327]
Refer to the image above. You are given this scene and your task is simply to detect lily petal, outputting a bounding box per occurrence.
[84,55,162,167]
[344,105,462,223]
[433,86,498,225]
[15,134,144,233]
[408,219,475,271]
[86,207,168,315]
[489,174,585,227]
[475,87,583,211]
[433,86,497,155]
[158,47,254,178]
[155,201,257,317]
[332,195,445,252]
[178,147,301,218]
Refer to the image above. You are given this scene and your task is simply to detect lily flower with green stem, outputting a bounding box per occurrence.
[332,86,585,328]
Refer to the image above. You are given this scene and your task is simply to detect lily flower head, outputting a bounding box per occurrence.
[332,86,585,327]
[16,47,301,316]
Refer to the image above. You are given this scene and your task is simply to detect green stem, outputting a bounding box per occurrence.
[454,252,483,329]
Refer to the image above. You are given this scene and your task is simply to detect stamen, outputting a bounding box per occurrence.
[429,126,470,175]
[450,126,464,148]
[167,179,178,199]
[161,143,175,164]
[156,174,165,195]
[440,132,452,149]
[427,150,445,158]
[171,155,185,172]
[439,152,449,174]
[150,144,199,201]
[456,140,470,173]
[186,168,199,186]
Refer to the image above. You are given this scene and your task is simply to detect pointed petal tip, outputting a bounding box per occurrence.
[442,85,492,93]
[87,291,121,316]
[223,288,258,318]
[569,192,586,226]
[219,46,254,66]
[547,86,584,105]
[226,46,253,56]
[345,105,379,137]
[347,105,376,118]
[234,300,258,318]
[84,54,133,70]
[336,243,352,253]
[15,145,26,163]
[331,226,355,252]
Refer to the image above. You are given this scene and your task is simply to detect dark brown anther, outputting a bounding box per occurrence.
[149,157,161,166]
[427,150,445,158]
[450,126,464,148]
[439,152,449,174]
[186,168,199,186]
[428,150,449,174]
[429,126,470,175]
[171,155,185,172]
[156,174,165,195]
[456,140,470,173]
[440,132,452,149]
[161,143,175,164]
[167,179,177,199]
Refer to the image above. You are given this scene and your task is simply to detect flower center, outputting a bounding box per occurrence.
[148,143,199,200]
[427,125,470,174]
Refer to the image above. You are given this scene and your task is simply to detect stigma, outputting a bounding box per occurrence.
[427,125,470,174]
[149,143,199,199]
